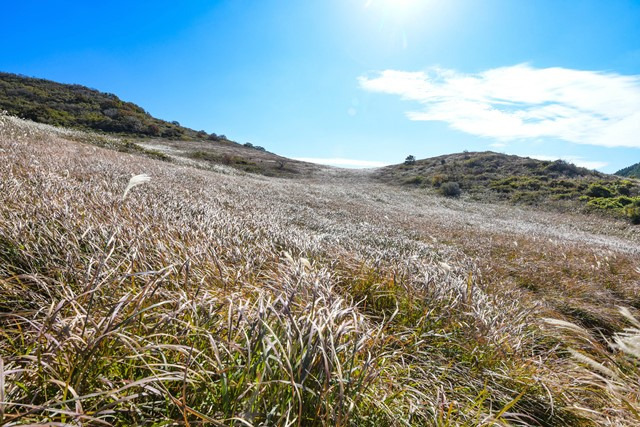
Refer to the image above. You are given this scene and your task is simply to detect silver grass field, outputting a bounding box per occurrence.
[1,113,640,426]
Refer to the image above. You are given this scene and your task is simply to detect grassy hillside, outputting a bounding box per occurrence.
[616,161,640,179]
[0,72,211,139]
[377,151,640,224]
[133,137,327,178]
[0,73,328,178]
[2,113,640,425]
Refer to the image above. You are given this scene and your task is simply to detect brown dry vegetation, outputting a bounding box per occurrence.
[135,137,326,178]
[1,113,640,426]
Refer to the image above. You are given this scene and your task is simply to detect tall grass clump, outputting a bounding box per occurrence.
[545,308,640,425]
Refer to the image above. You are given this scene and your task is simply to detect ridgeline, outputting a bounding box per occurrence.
[0,71,212,139]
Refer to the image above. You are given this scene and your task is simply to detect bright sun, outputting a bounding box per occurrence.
[364,0,426,19]
[360,0,433,45]
[366,0,420,9]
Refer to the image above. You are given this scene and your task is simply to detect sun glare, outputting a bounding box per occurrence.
[360,0,432,48]
[365,0,421,11]
[389,0,419,7]
[364,0,430,23]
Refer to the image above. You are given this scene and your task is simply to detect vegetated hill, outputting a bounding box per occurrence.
[377,151,640,223]
[0,72,325,177]
[616,161,640,179]
[0,71,205,138]
[3,113,640,426]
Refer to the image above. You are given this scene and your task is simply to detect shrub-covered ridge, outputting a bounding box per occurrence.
[0,72,214,139]
[616,161,640,179]
[378,151,640,223]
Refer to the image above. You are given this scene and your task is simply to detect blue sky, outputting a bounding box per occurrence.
[2,0,639,172]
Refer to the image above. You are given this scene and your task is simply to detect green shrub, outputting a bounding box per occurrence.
[625,206,640,224]
[613,180,633,196]
[431,174,446,187]
[616,196,634,206]
[586,183,614,198]
[545,160,581,176]
[587,197,620,209]
[512,191,541,204]
[586,196,639,210]
[439,181,461,197]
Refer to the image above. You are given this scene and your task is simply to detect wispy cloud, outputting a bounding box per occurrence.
[359,64,640,148]
[294,157,388,168]
[527,154,608,170]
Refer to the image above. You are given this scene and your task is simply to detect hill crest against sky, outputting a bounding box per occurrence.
[0,72,209,139]
[616,161,640,179]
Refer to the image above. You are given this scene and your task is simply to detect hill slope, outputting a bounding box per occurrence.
[0,72,327,177]
[377,151,640,223]
[0,72,207,138]
[2,114,640,425]
[616,161,640,179]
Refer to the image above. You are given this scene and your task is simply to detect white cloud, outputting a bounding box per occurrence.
[359,64,640,148]
[294,157,388,168]
[526,154,608,171]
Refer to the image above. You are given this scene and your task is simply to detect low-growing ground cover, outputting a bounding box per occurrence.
[1,114,639,425]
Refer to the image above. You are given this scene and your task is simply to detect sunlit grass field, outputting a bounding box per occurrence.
[1,113,640,426]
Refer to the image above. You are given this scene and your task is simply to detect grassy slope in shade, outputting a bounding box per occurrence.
[2,113,640,425]
[616,161,640,179]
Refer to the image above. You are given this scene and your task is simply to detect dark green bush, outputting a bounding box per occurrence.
[439,182,461,197]
[586,183,614,198]
[624,206,640,224]
[545,160,581,176]
[613,180,633,196]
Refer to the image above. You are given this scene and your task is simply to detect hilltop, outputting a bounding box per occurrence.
[616,161,640,179]
[0,72,205,138]
[377,151,640,223]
